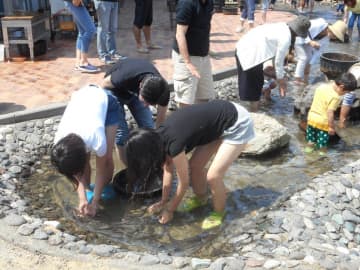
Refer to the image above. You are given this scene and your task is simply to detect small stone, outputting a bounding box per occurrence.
[48,234,63,246]
[4,214,26,226]
[325,222,337,233]
[173,257,189,268]
[263,259,281,269]
[352,189,360,199]
[158,252,172,265]
[289,251,305,260]
[285,260,300,268]
[92,244,114,257]
[78,245,92,254]
[332,214,344,225]
[245,258,264,267]
[139,254,160,266]
[17,224,35,236]
[343,210,360,223]
[303,255,316,264]
[303,217,314,229]
[32,229,49,240]
[191,258,211,269]
[336,246,349,254]
[272,246,290,256]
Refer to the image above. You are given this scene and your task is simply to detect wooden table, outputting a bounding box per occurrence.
[1,12,51,61]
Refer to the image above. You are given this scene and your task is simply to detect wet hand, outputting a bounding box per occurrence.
[78,199,88,216]
[309,41,320,49]
[328,127,336,135]
[159,209,173,224]
[86,201,98,217]
[278,79,287,97]
[148,201,164,214]
[186,62,200,79]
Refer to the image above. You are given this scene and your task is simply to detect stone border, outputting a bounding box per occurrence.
[0,67,238,125]
[1,71,360,269]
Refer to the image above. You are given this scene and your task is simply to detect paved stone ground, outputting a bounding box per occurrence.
[0,0,299,114]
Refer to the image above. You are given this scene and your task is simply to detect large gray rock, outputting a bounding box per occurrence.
[243,113,291,156]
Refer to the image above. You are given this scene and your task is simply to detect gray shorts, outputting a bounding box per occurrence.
[172,50,215,104]
[221,102,255,144]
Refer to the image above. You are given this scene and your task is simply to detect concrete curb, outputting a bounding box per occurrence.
[0,67,237,125]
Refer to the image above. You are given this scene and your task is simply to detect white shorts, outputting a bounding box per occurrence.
[221,102,255,145]
[172,50,215,104]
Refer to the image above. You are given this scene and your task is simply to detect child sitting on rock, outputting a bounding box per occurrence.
[305,72,357,155]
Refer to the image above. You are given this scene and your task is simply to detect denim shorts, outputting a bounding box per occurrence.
[105,90,120,127]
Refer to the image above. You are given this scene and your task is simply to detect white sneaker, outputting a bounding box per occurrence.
[236,26,245,33]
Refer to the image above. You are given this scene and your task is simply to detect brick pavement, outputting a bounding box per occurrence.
[0,0,297,114]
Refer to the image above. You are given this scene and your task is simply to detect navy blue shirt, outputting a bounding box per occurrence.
[105,58,161,102]
[173,0,213,56]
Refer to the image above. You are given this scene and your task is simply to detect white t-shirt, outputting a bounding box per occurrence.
[236,22,291,79]
[54,85,109,157]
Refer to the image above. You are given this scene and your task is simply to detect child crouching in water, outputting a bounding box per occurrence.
[305,72,357,155]
[51,85,120,217]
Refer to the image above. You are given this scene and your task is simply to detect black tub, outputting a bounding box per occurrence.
[112,169,162,198]
[320,52,360,80]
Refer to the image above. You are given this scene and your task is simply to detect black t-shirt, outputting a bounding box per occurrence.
[158,100,238,157]
[105,58,161,101]
[172,0,213,57]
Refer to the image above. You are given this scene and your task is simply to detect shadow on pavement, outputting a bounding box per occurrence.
[0,103,26,115]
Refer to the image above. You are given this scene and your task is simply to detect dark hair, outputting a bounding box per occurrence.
[140,75,170,107]
[50,133,87,189]
[124,128,166,192]
[335,72,357,91]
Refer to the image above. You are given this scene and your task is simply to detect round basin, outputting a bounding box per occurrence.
[112,169,162,198]
[320,52,360,80]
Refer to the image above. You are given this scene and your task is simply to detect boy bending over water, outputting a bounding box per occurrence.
[51,85,120,217]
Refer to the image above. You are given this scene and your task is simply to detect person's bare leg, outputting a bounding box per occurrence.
[143,25,151,47]
[189,140,222,198]
[80,51,90,66]
[303,64,310,84]
[132,25,143,49]
[249,101,260,112]
[116,145,127,166]
[76,48,81,67]
[207,143,246,213]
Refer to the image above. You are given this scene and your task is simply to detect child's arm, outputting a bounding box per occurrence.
[339,104,351,128]
[76,156,91,215]
[155,105,168,128]
[87,125,117,217]
[159,151,190,224]
[147,156,173,214]
[327,109,336,135]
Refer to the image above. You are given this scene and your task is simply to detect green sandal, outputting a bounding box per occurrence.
[202,211,225,230]
[304,146,314,154]
[177,196,207,212]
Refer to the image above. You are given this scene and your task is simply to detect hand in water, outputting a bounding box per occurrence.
[159,209,174,224]
[78,199,88,216]
[277,78,287,97]
[147,201,164,214]
[86,201,98,217]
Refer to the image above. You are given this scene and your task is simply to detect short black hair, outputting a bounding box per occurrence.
[335,72,357,91]
[140,75,170,106]
[50,133,87,189]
